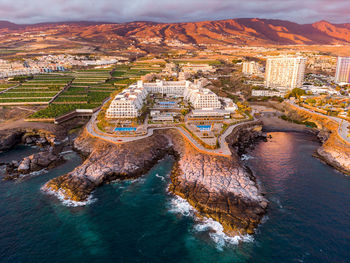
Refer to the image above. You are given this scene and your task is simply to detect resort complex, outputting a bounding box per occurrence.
[106,80,225,119]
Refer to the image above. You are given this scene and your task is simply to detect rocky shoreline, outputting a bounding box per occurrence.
[0,128,74,180]
[0,119,269,237]
[274,102,350,175]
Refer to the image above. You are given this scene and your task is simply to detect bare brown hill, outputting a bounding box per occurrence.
[0,18,349,51]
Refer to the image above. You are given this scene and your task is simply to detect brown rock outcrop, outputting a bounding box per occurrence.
[43,130,172,202]
[43,127,267,236]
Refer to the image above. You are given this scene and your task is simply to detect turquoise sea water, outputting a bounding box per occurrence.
[0,132,349,262]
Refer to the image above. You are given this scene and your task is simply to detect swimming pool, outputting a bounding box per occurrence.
[196,125,211,131]
[158,101,176,105]
[114,127,136,132]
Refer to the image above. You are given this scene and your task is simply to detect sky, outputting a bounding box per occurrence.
[0,0,349,24]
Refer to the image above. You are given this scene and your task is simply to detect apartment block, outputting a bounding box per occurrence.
[265,56,306,89]
[242,61,261,75]
[335,57,350,85]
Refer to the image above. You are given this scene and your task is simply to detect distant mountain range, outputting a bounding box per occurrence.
[0,18,349,49]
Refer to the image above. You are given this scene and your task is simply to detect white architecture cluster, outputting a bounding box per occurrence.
[265,56,306,90]
[252,89,285,98]
[106,80,228,119]
[335,57,350,85]
[0,55,118,79]
[106,84,148,118]
[181,63,215,74]
[242,61,262,75]
[302,85,340,96]
[142,80,189,97]
[184,83,221,109]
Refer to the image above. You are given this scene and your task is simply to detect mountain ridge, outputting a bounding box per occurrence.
[0,18,349,48]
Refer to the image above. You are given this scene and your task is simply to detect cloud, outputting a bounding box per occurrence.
[0,0,348,24]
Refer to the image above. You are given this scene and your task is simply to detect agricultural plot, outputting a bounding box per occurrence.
[0,75,73,105]
[29,63,165,119]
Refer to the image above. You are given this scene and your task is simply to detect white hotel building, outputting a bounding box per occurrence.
[184,85,221,109]
[242,61,261,75]
[335,57,350,85]
[106,85,148,118]
[265,56,306,90]
[106,80,223,119]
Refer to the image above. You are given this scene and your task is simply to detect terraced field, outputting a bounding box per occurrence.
[0,74,73,105]
[29,62,165,119]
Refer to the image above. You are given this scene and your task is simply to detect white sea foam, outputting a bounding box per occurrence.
[168,195,195,217]
[168,195,254,250]
[194,217,254,251]
[18,169,48,181]
[155,173,165,181]
[241,154,254,161]
[41,186,96,207]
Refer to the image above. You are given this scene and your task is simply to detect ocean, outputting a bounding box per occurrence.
[0,132,349,262]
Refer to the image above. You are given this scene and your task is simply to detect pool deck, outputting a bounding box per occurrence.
[86,110,256,157]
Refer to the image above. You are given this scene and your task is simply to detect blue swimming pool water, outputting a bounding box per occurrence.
[114,127,136,132]
[159,101,176,105]
[197,125,211,131]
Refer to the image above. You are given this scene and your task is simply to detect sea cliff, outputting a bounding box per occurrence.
[42,125,267,236]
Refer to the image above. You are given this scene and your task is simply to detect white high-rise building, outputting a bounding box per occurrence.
[335,57,350,85]
[242,61,261,75]
[265,56,306,89]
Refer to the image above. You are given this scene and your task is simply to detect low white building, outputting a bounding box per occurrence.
[252,89,285,97]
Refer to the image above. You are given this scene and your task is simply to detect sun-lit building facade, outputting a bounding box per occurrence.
[335,57,350,85]
[265,56,306,89]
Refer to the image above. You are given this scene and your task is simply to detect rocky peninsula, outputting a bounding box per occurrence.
[42,124,268,236]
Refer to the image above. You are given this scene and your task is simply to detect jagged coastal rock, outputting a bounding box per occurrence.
[43,127,267,236]
[168,128,267,236]
[43,130,172,202]
[0,128,72,180]
[4,150,64,180]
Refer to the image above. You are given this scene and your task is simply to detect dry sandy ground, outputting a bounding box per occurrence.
[0,106,60,134]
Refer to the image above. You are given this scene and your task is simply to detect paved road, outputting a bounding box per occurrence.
[86,110,255,157]
[288,102,350,143]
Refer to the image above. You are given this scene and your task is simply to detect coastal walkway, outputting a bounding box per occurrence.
[287,102,350,144]
[86,110,257,157]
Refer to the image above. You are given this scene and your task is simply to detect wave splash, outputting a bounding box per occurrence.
[168,195,253,250]
[41,186,97,207]
[241,154,254,161]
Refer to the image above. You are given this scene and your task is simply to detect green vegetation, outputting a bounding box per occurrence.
[286,88,306,99]
[28,62,165,119]
[30,104,99,118]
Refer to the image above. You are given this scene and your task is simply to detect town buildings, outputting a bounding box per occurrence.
[265,56,306,90]
[252,89,285,97]
[335,57,350,85]
[242,61,262,75]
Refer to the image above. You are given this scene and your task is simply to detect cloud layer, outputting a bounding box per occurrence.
[0,0,349,24]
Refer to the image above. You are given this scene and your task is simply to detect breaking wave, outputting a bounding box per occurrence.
[168,195,253,250]
[41,186,96,207]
